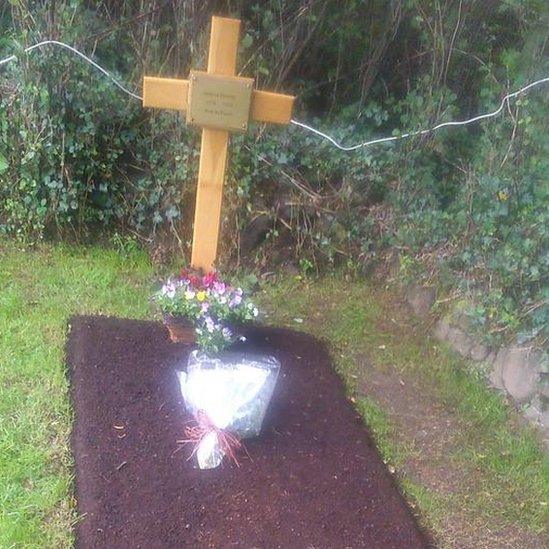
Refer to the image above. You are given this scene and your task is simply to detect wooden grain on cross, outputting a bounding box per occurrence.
[142,16,295,272]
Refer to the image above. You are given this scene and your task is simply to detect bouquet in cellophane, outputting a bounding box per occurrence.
[177,350,280,469]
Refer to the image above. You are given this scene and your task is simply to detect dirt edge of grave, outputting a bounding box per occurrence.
[67,315,434,548]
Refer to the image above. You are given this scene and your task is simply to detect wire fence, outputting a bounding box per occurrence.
[1,39,548,151]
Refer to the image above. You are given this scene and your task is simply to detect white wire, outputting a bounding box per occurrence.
[291,76,549,151]
[0,40,143,101]
[1,39,547,150]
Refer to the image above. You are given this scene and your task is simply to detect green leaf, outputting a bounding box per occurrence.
[241,34,253,49]
[0,153,8,174]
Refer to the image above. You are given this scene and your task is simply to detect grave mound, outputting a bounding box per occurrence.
[67,316,430,547]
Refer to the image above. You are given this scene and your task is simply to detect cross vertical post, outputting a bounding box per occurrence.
[191,17,240,272]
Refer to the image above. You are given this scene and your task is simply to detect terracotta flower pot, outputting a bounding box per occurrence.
[163,314,196,344]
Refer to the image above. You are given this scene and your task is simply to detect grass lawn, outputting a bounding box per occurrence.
[0,242,547,547]
[258,278,549,547]
[0,242,157,547]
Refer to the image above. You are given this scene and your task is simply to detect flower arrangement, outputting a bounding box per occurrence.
[155,270,259,353]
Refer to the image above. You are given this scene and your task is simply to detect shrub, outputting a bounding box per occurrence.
[0,0,547,340]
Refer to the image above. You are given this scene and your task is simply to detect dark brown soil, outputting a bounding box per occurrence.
[67,315,431,548]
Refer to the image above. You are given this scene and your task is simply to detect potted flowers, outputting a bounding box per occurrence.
[156,270,279,470]
[155,270,259,353]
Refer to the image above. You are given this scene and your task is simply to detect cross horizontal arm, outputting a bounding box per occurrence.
[143,76,188,110]
[143,76,295,125]
[251,90,295,124]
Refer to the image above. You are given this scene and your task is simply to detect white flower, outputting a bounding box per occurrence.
[253,307,259,317]
[185,290,195,300]
[205,316,215,333]
[161,282,176,298]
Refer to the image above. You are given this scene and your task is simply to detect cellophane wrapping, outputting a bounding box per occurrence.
[178,350,280,469]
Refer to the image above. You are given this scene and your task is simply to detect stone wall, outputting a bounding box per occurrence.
[405,284,548,447]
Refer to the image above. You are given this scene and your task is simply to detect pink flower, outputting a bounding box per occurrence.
[202,271,219,288]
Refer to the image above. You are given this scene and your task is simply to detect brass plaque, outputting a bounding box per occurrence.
[187,71,254,132]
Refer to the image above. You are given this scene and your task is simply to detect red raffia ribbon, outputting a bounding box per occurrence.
[178,410,247,467]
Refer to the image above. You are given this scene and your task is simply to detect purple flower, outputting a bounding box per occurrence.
[213,281,226,295]
[230,294,242,307]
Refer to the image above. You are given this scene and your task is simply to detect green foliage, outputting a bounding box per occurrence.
[0,1,196,240]
[0,242,155,547]
[258,275,549,536]
[390,50,549,340]
[0,0,547,339]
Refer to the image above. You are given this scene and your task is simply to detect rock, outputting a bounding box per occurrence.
[489,357,505,391]
[541,409,549,432]
[497,346,541,403]
[470,342,490,362]
[523,397,549,449]
[445,325,474,358]
[541,375,549,399]
[433,319,475,358]
[453,310,471,332]
[406,284,437,317]
[523,396,543,425]
[433,319,450,341]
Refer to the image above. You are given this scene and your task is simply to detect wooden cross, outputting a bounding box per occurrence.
[142,16,295,272]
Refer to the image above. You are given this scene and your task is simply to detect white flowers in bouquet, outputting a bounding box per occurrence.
[178,350,280,469]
